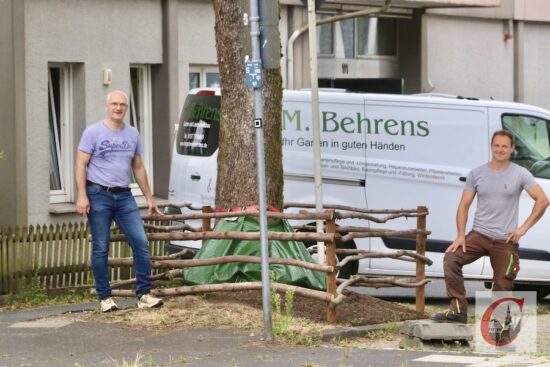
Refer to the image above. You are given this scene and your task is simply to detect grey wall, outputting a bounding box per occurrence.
[23,0,162,224]
[517,22,550,111]
[0,0,18,226]
[179,0,217,104]
[421,13,514,100]
[398,10,423,94]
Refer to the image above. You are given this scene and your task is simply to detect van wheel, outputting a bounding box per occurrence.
[302,239,359,279]
[512,284,550,301]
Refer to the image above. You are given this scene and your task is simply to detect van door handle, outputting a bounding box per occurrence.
[191,174,201,180]
[459,176,466,182]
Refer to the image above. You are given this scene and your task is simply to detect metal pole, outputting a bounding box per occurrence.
[307,0,325,264]
[248,0,272,341]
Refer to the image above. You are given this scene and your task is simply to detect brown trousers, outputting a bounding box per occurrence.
[443,230,520,314]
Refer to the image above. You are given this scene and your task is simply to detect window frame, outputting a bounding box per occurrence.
[129,64,154,196]
[48,64,74,204]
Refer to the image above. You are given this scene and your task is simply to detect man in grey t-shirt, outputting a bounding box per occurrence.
[75,90,164,313]
[432,130,548,323]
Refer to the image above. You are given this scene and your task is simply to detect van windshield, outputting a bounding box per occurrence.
[176,94,221,156]
[503,114,550,179]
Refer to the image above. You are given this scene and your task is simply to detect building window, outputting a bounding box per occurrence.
[129,65,153,194]
[317,14,333,56]
[189,72,200,90]
[338,18,355,59]
[316,15,397,59]
[188,65,220,90]
[357,17,396,56]
[48,65,73,203]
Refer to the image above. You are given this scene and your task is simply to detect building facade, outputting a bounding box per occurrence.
[2,0,550,227]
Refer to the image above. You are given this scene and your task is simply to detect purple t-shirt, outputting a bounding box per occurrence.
[78,121,143,187]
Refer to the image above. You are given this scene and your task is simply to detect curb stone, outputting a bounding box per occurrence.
[318,321,404,342]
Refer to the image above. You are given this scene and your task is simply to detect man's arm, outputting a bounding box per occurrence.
[75,150,91,217]
[132,155,162,216]
[446,190,476,253]
[506,184,549,243]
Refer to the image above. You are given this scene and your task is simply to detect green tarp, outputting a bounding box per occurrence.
[183,216,326,290]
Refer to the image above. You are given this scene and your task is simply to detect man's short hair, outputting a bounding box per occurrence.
[491,130,515,146]
[106,90,129,105]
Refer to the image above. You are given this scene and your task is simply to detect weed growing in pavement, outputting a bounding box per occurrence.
[256,354,274,361]
[536,303,550,314]
[270,271,295,337]
[103,351,145,367]
[529,350,550,361]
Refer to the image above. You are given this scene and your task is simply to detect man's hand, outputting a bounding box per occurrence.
[147,199,163,217]
[446,236,466,253]
[75,195,90,217]
[506,227,526,244]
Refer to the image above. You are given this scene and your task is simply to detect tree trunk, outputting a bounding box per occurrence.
[213,0,283,210]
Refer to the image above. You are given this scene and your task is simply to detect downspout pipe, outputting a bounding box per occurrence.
[286,0,392,89]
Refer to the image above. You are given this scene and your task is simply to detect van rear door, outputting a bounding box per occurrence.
[168,92,220,206]
[363,97,489,278]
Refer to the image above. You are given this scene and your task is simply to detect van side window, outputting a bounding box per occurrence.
[503,114,550,179]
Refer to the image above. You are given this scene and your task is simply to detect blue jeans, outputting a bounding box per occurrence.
[86,185,152,299]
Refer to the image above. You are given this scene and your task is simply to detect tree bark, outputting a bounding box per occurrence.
[213,0,283,210]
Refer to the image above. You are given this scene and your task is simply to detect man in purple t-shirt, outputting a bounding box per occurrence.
[75,90,163,312]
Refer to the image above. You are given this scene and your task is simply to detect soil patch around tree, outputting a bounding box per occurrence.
[207,289,426,326]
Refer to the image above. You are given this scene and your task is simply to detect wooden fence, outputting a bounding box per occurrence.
[0,222,165,295]
[108,205,431,323]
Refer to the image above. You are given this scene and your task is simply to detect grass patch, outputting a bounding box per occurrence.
[0,280,94,311]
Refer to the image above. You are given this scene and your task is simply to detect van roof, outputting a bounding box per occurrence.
[188,88,550,116]
[283,89,550,116]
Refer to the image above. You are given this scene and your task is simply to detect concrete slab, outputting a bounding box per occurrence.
[8,316,74,329]
[400,319,472,341]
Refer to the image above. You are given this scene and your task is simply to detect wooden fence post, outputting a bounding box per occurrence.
[202,206,213,246]
[416,206,428,314]
[325,209,337,324]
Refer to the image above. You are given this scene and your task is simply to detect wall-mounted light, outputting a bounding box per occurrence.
[504,19,513,42]
[103,68,112,86]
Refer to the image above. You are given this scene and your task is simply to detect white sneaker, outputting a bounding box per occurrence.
[100,297,118,313]
[137,294,164,309]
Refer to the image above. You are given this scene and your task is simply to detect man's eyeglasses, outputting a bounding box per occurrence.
[110,102,128,108]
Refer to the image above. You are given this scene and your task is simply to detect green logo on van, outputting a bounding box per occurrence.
[191,104,221,122]
[283,109,430,137]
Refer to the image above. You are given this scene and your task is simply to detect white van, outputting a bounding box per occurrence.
[167,89,550,296]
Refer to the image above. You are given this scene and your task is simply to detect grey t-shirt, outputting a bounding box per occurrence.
[78,121,143,187]
[465,162,537,240]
